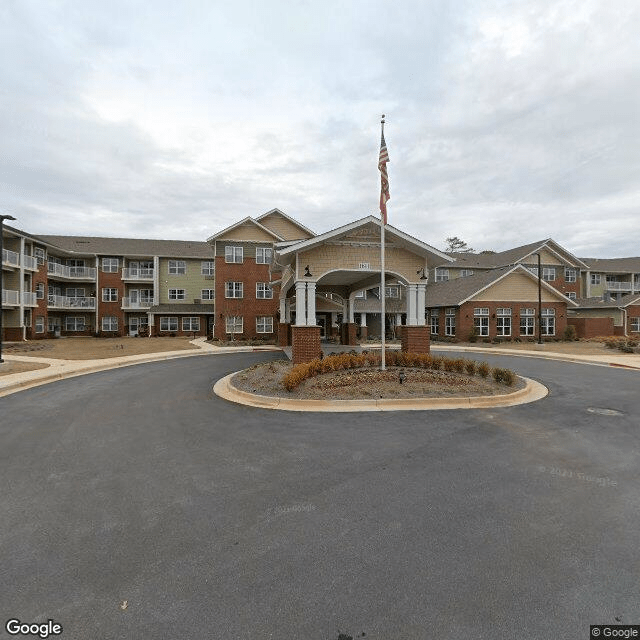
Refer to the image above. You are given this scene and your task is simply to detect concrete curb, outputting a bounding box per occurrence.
[213,372,549,412]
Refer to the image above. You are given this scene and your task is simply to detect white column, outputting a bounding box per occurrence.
[416,284,426,326]
[348,293,356,323]
[331,312,338,327]
[295,281,307,326]
[279,296,286,323]
[585,271,591,298]
[396,313,402,326]
[407,284,418,325]
[360,312,367,327]
[306,281,316,326]
[285,298,291,323]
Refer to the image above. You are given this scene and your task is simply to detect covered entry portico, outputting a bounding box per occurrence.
[273,216,452,363]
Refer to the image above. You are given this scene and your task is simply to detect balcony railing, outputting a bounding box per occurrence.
[2,289,20,305]
[47,262,97,280]
[22,291,37,306]
[122,268,155,280]
[122,297,153,309]
[47,295,96,309]
[2,249,20,268]
[605,281,633,292]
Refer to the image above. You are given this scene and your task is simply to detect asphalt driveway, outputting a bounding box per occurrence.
[1,352,638,639]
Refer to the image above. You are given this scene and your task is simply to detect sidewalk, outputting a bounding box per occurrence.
[0,338,280,398]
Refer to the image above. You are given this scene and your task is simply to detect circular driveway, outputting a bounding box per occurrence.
[1,352,639,639]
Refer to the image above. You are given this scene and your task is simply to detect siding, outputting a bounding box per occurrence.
[215,222,277,242]
[259,213,313,240]
[158,258,216,304]
[469,272,561,302]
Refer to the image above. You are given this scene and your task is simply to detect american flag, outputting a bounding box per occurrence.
[379,126,390,224]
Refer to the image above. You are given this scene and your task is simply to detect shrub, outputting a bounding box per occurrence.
[465,360,477,375]
[492,367,516,386]
[443,357,456,372]
[477,362,490,378]
[563,324,577,341]
[468,325,478,343]
[453,358,466,373]
[430,356,443,371]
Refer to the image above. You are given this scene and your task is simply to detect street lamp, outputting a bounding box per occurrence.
[534,252,543,345]
[1,214,18,363]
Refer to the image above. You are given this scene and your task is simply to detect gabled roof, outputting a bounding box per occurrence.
[579,257,640,273]
[206,216,284,242]
[574,293,640,308]
[424,264,579,307]
[255,208,316,238]
[443,239,589,270]
[276,215,453,262]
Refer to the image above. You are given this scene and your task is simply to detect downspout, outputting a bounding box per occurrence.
[619,307,628,337]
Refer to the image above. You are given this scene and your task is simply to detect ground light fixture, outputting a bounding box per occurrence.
[399,369,405,384]
[0,213,18,363]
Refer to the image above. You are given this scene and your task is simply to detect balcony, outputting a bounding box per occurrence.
[122,268,155,281]
[2,249,20,268]
[122,297,153,309]
[2,289,20,305]
[47,295,96,310]
[22,255,38,271]
[47,262,97,280]
[22,291,38,306]
[605,281,633,292]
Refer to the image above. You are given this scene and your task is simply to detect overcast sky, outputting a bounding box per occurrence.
[1,0,638,257]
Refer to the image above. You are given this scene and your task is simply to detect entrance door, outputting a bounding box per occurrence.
[316,315,326,338]
[129,317,139,336]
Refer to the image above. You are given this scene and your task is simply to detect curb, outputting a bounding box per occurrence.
[213,372,549,412]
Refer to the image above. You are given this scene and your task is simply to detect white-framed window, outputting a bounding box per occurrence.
[34,247,46,265]
[591,273,601,285]
[160,317,178,331]
[225,282,243,298]
[48,316,60,332]
[566,292,577,300]
[385,286,399,298]
[355,290,366,299]
[102,257,119,273]
[496,308,512,336]
[201,261,215,275]
[65,316,86,332]
[225,246,243,263]
[520,308,535,336]
[256,248,272,264]
[168,260,186,275]
[182,317,200,331]
[168,289,186,300]
[541,308,556,335]
[102,316,118,331]
[23,310,31,327]
[565,268,576,283]
[36,282,45,299]
[65,287,85,298]
[35,316,45,333]
[528,266,539,277]
[460,269,474,277]
[102,288,118,302]
[359,262,370,269]
[631,318,640,332]
[430,309,439,335]
[445,308,455,336]
[256,282,273,299]
[226,315,243,334]
[473,307,489,337]
[435,268,449,282]
[542,267,556,282]
[256,316,273,333]
[201,289,214,300]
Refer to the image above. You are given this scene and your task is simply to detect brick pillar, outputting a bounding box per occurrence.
[278,322,291,347]
[401,326,430,354]
[292,325,322,364]
[359,326,368,341]
[341,322,358,345]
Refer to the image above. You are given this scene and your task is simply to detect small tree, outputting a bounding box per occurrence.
[445,236,474,253]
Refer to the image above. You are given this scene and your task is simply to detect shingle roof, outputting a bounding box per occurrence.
[574,293,640,308]
[38,235,214,258]
[579,257,640,272]
[424,266,515,307]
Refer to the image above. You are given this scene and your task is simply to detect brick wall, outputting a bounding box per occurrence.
[278,322,291,346]
[98,267,125,336]
[401,326,430,354]
[292,325,322,364]
[31,262,49,339]
[568,317,614,338]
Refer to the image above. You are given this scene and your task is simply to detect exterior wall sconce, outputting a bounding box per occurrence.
[304,265,312,277]
[416,268,427,280]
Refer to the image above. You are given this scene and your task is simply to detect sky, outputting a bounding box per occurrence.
[1,0,638,258]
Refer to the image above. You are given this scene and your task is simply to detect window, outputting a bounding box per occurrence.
[160,317,178,332]
[474,307,489,337]
[65,288,85,298]
[566,292,577,301]
[541,308,556,336]
[520,308,535,336]
[445,308,455,336]
[565,268,576,283]
[435,268,449,282]
[225,282,243,298]
[102,288,118,302]
[201,289,214,300]
[36,283,45,299]
[528,266,539,277]
[256,248,272,264]
[256,282,273,299]
[35,316,45,333]
[591,273,601,285]
[102,257,119,273]
[355,290,366,299]
[225,246,243,263]
[256,316,273,333]
[226,315,243,334]
[34,247,46,265]
[542,267,556,282]
[65,316,86,332]
[385,286,399,298]
[48,317,60,332]
[460,269,474,277]
[23,310,31,327]
[430,310,439,335]
[631,318,640,333]
[201,261,215,275]
[496,308,512,336]
[182,317,200,331]
[168,289,186,300]
[168,260,186,275]
[102,316,118,331]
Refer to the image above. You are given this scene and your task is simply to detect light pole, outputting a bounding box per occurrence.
[535,252,543,345]
[1,214,18,363]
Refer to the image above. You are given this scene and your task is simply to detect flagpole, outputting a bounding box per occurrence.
[380,115,387,371]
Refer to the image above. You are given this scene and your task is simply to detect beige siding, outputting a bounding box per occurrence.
[216,222,276,242]
[470,272,563,302]
[259,213,313,240]
[158,258,216,304]
[519,248,564,266]
[569,308,624,325]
